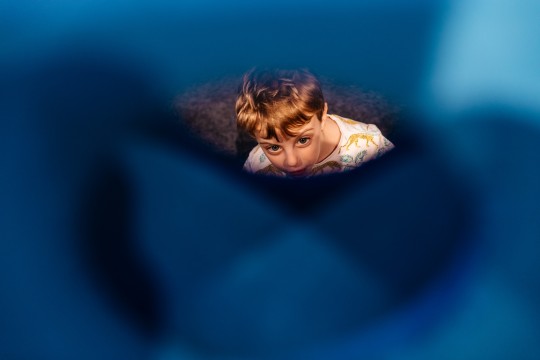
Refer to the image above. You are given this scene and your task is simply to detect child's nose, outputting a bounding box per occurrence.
[284,151,300,167]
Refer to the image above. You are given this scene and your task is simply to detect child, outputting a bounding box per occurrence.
[236,68,394,177]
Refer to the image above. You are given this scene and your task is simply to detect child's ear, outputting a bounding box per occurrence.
[321,102,329,129]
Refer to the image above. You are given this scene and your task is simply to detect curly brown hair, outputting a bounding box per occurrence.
[235,68,326,140]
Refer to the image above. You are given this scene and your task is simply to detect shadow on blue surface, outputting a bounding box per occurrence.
[1,1,540,359]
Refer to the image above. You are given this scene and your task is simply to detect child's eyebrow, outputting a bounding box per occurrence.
[292,128,315,138]
[258,138,283,145]
[258,140,278,145]
[297,128,314,135]
[258,128,315,145]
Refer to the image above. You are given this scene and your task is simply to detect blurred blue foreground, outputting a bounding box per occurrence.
[1,0,540,359]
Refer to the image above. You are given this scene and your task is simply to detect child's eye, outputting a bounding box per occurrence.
[298,137,310,145]
[267,145,281,153]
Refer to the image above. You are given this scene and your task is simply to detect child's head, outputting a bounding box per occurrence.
[236,68,330,176]
[236,68,326,139]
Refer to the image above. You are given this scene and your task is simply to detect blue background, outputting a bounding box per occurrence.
[1,0,540,359]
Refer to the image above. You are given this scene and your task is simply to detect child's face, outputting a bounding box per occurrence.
[255,113,328,177]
